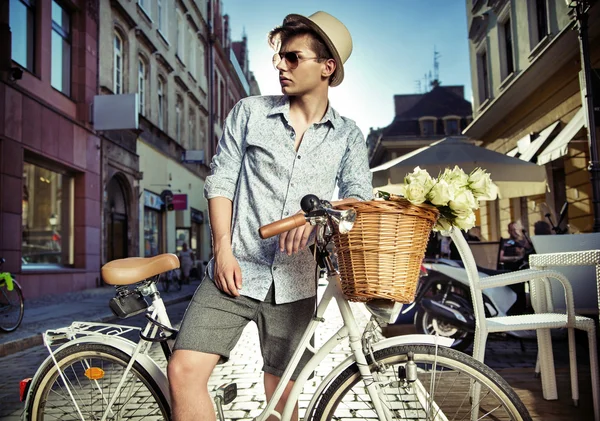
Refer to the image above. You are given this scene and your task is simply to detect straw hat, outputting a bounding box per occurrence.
[283,11,353,87]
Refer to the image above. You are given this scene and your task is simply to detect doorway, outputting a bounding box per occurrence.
[106,175,129,262]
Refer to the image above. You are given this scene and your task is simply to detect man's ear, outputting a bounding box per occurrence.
[322,59,336,80]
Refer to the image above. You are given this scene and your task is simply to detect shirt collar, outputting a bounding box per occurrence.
[267,95,340,129]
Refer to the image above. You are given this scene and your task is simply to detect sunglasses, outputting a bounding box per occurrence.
[272,51,326,70]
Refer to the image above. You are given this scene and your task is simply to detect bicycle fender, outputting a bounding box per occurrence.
[305,334,454,417]
[22,335,170,417]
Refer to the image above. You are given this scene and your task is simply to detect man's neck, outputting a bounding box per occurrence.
[288,90,329,126]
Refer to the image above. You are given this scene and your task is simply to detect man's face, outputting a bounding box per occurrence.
[275,34,328,96]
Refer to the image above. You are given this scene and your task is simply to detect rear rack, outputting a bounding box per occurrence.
[43,321,141,347]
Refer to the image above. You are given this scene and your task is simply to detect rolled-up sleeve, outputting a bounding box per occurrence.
[204,101,247,201]
[337,126,373,201]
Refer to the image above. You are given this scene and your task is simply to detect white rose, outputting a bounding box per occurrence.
[405,167,434,192]
[449,187,478,215]
[469,168,498,201]
[427,179,454,206]
[440,166,469,189]
[404,182,428,204]
[454,212,476,231]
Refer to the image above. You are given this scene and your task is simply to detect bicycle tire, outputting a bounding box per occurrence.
[0,281,24,333]
[26,343,170,421]
[310,344,531,421]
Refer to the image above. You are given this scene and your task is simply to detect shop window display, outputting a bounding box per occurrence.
[22,162,73,266]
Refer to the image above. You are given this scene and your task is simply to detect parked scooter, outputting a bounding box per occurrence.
[410,203,568,352]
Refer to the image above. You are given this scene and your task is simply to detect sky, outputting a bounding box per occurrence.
[222,0,473,137]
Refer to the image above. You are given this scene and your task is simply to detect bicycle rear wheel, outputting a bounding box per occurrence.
[0,281,24,332]
[311,344,530,421]
[26,343,170,421]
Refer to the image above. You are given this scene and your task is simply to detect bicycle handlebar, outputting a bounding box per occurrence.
[259,214,307,239]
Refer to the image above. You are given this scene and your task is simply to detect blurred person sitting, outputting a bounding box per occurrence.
[499,221,532,271]
[466,226,483,242]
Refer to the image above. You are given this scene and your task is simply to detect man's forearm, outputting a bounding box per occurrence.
[208,197,234,254]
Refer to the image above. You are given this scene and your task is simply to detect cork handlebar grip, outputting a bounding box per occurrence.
[259,214,307,239]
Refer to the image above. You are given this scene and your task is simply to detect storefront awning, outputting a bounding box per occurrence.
[519,121,561,162]
[537,108,586,165]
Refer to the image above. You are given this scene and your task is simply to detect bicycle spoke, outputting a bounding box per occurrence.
[313,345,528,421]
[33,348,168,421]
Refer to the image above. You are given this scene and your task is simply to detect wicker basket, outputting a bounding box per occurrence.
[333,199,439,303]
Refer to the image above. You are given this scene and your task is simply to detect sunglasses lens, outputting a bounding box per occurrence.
[284,52,299,67]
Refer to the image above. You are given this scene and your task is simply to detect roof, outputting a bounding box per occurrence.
[399,85,472,120]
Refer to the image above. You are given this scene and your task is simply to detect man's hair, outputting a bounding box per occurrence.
[268,18,333,62]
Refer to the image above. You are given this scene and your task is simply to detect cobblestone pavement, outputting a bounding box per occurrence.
[0,279,595,420]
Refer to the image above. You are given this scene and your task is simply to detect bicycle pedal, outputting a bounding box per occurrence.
[216,383,237,405]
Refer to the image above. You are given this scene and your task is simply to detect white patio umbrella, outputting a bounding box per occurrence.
[371,137,547,199]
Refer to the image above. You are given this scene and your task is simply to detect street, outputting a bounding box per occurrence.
[0,291,595,421]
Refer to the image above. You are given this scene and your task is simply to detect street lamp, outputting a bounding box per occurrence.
[565,0,600,232]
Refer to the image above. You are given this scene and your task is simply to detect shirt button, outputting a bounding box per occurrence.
[297,155,301,159]
[284,211,289,216]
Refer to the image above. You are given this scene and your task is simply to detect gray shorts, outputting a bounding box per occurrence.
[173,276,316,380]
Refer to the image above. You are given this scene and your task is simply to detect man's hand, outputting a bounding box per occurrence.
[279,220,315,255]
[214,250,242,296]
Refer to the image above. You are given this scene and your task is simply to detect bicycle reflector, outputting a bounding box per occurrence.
[85,367,105,380]
[20,378,32,402]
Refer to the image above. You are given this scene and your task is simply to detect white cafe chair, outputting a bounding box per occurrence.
[448,229,599,421]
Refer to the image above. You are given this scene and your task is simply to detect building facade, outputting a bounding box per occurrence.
[368,83,473,167]
[464,0,600,237]
[1,0,102,298]
[99,0,255,268]
[0,0,257,299]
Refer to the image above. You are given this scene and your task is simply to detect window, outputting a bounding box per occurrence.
[499,16,514,80]
[144,208,162,257]
[176,10,184,61]
[189,28,196,76]
[22,162,74,267]
[219,80,225,123]
[157,0,166,34]
[445,118,460,135]
[114,32,124,94]
[51,0,71,96]
[189,110,195,149]
[158,78,165,130]
[529,0,549,48]
[138,59,146,116]
[176,97,182,144]
[10,0,35,72]
[477,49,490,104]
[138,0,151,18]
[420,119,436,136]
[198,40,206,85]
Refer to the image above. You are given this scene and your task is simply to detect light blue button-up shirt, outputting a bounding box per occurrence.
[204,95,372,303]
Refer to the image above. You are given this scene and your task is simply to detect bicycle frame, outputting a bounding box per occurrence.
[256,271,454,421]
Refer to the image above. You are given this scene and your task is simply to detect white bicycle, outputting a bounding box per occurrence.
[20,194,531,421]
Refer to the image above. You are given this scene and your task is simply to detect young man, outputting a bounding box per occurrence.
[167,11,372,421]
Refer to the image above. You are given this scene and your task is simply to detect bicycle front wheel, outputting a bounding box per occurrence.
[26,343,170,421]
[0,281,24,332]
[311,344,530,421]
